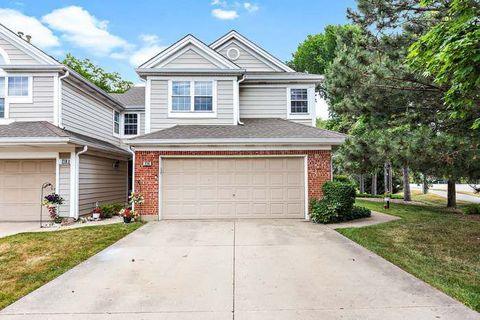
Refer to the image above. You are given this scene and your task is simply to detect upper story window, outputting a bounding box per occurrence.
[169,80,216,118]
[172,81,191,111]
[124,113,139,135]
[113,111,120,135]
[290,88,308,114]
[8,76,29,97]
[0,77,4,118]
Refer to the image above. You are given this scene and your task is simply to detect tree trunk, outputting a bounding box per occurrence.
[402,166,411,201]
[447,179,456,208]
[384,163,389,194]
[372,173,377,195]
[359,174,365,193]
[422,174,429,194]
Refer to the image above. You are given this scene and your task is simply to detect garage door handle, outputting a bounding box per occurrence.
[232,194,235,197]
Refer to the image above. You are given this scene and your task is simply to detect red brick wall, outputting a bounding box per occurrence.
[134,150,331,216]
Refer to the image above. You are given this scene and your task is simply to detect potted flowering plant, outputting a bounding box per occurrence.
[92,206,102,220]
[119,208,137,223]
[42,193,64,224]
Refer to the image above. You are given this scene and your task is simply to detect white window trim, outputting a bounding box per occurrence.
[7,75,33,103]
[167,79,217,118]
[0,47,11,65]
[122,112,140,137]
[0,74,7,121]
[286,85,315,120]
[112,110,120,137]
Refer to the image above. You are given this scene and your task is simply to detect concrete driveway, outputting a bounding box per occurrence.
[1,220,478,320]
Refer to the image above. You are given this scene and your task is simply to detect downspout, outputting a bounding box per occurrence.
[74,146,88,219]
[127,146,136,210]
[57,69,70,128]
[237,75,246,125]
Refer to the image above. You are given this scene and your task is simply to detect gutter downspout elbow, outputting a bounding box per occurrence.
[237,75,246,126]
[74,146,88,219]
[57,69,70,128]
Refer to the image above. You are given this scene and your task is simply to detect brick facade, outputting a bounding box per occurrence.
[134,150,331,217]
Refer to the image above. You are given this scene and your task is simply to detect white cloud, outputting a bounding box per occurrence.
[42,6,132,56]
[211,0,227,6]
[129,34,165,67]
[212,8,239,20]
[243,2,259,13]
[0,8,60,49]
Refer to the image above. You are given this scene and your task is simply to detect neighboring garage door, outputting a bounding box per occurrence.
[162,157,305,219]
[0,159,56,222]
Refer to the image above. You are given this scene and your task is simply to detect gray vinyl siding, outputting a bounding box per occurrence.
[150,79,234,130]
[61,82,121,146]
[218,41,281,72]
[58,153,71,217]
[239,86,287,118]
[0,33,39,64]
[163,47,219,69]
[139,112,145,135]
[78,154,127,215]
[8,76,55,121]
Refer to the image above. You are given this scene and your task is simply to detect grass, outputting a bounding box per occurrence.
[0,222,142,310]
[397,190,471,207]
[337,199,480,312]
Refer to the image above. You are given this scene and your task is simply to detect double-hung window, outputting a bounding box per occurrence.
[0,77,5,118]
[8,76,29,97]
[113,111,120,135]
[170,80,215,116]
[290,88,309,114]
[124,113,139,135]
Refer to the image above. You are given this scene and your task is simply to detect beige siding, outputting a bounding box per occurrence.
[150,79,234,130]
[58,153,71,217]
[9,76,55,122]
[162,47,219,69]
[62,82,121,145]
[218,40,281,72]
[139,112,145,135]
[0,33,39,64]
[78,154,127,215]
[239,86,287,118]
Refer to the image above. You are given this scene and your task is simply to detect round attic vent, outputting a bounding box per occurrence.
[226,47,240,60]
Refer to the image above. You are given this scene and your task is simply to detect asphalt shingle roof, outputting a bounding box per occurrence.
[110,87,145,107]
[0,121,129,154]
[128,118,346,141]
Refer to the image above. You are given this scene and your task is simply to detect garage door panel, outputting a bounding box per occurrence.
[0,159,56,221]
[162,157,304,220]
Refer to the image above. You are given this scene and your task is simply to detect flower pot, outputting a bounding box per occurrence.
[92,213,100,219]
[123,216,132,223]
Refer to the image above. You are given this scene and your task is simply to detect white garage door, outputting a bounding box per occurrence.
[0,159,56,222]
[161,157,305,219]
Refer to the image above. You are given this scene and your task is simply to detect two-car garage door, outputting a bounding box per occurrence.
[161,157,305,219]
[0,159,56,222]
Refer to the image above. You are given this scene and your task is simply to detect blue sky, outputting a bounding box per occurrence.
[0,0,355,83]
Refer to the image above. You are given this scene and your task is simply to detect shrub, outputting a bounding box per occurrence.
[463,204,480,215]
[333,175,354,184]
[99,203,125,218]
[310,181,371,224]
[348,206,371,220]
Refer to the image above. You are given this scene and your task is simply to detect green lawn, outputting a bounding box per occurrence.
[0,222,142,310]
[337,200,480,312]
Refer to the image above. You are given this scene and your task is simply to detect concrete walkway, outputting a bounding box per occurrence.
[0,217,123,239]
[1,220,478,320]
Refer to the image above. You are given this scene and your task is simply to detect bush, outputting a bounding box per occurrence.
[310,181,371,224]
[463,204,480,215]
[348,206,371,220]
[99,203,125,219]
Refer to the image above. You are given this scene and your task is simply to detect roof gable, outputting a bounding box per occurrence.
[210,31,294,72]
[0,23,59,65]
[139,34,240,70]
